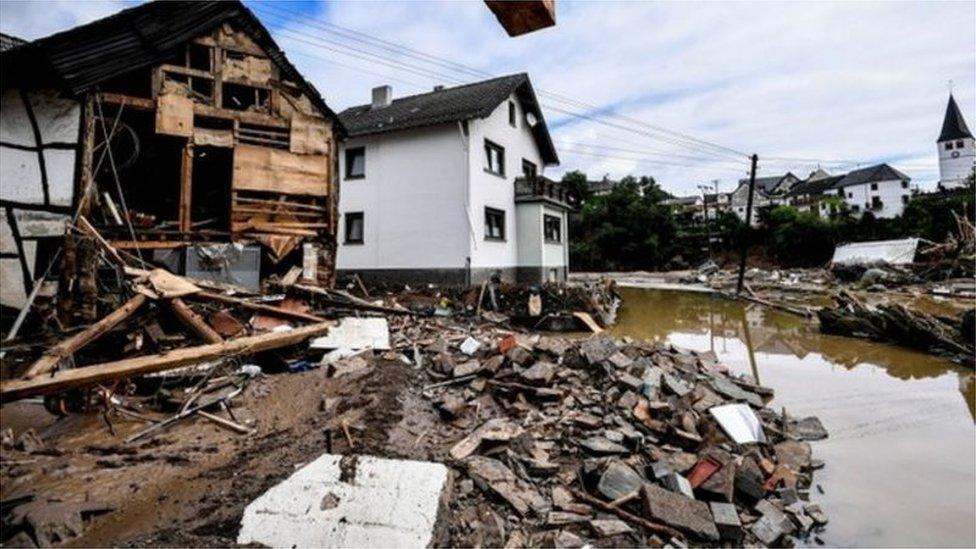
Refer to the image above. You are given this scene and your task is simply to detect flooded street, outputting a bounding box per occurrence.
[611,287,976,548]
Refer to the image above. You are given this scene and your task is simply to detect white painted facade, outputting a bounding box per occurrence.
[337,92,566,284]
[833,178,911,218]
[938,136,975,189]
[0,88,80,309]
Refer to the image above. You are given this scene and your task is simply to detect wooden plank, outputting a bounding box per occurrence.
[97,92,154,110]
[22,293,147,379]
[155,93,194,137]
[222,53,274,84]
[0,322,334,402]
[108,241,188,250]
[97,92,287,130]
[290,114,330,155]
[193,127,233,148]
[484,0,556,37]
[189,291,327,323]
[168,297,223,343]
[232,207,322,218]
[179,143,193,233]
[76,216,129,268]
[232,144,329,196]
[232,196,327,212]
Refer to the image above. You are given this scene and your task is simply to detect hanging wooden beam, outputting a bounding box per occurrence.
[1,322,334,402]
[22,293,148,379]
[179,142,193,234]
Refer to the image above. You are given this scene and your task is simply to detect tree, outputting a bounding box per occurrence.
[560,170,590,205]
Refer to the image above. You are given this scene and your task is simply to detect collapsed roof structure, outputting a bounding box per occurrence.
[0,0,344,323]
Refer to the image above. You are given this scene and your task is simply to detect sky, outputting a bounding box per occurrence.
[2,0,973,196]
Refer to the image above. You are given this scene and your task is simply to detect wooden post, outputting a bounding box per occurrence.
[23,293,147,379]
[736,154,758,295]
[167,297,223,343]
[179,142,193,234]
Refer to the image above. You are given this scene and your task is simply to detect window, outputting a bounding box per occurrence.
[848,192,853,198]
[484,207,505,240]
[345,147,365,179]
[522,159,537,179]
[508,101,517,127]
[870,183,878,191]
[901,180,909,189]
[957,140,965,148]
[946,142,954,150]
[484,140,505,176]
[852,204,860,212]
[871,196,882,209]
[901,195,909,204]
[345,212,364,244]
[544,214,561,243]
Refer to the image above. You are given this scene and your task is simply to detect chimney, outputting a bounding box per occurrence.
[371,85,392,109]
[433,85,444,91]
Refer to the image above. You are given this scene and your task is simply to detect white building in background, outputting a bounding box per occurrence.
[830,164,912,218]
[336,74,572,285]
[937,94,975,189]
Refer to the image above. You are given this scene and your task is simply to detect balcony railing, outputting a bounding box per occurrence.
[514,176,577,209]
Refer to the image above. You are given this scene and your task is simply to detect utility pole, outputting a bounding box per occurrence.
[697,183,713,259]
[736,154,759,295]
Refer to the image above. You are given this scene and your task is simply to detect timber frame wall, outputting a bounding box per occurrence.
[75,22,339,287]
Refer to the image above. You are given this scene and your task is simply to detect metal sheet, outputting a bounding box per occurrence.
[831,238,919,266]
[709,403,767,444]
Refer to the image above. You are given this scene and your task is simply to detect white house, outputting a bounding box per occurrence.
[829,164,911,218]
[336,74,571,285]
[937,94,975,189]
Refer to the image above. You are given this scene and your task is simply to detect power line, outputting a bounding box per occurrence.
[252,2,749,162]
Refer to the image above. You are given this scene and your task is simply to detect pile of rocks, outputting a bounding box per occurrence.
[406,322,829,547]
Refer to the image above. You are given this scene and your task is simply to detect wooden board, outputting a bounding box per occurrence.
[155,93,193,137]
[193,127,234,148]
[223,53,274,84]
[290,115,331,155]
[232,144,329,197]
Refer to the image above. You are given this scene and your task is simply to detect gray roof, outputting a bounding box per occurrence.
[785,175,844,198]
[939,94,973,142]
[665,196,699,206]
[737,172,797,195]
[0,32,26,52]
[831,164,910,190]
[338,73,558,164]
[587,178,617,193]
[703,192,729,204]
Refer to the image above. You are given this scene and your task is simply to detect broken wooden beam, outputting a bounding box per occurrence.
[23,293,148,379]
[1,322,333,402]
[189,291,326,323]
[168,297,223,344]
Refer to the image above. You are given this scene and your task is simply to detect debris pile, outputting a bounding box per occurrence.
[818,290,975,366]
[408,320,830,546]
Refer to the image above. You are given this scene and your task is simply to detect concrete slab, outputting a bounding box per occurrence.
[310,317,390,351]
[237,454,448,548]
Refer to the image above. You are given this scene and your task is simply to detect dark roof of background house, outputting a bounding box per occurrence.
[938,94,973,142]
[0,1,341,129]
[586,178,618,193]
[785,175,844,197]
[832,164,910,189]
[338,73,558,164]
[0,32,26,52]
[703,192,729,204]
[665,196,699,205]
[737,173,797,195]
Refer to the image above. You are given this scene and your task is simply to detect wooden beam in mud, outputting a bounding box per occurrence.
[167,297,223,344]
[22,293,148,379]
[0,322,334,402]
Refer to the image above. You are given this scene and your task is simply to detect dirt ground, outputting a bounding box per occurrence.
[0,357,422,547]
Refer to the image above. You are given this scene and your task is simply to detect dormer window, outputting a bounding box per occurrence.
[508,101,517,128]
[957,140,965,148]
[945,142,954,150]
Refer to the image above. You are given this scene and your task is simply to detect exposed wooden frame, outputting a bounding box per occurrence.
[179,141,194,234]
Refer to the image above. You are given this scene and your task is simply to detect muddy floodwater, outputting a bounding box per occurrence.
[611,287,976,548]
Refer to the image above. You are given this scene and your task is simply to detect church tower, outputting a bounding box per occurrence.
[937,94,975,189]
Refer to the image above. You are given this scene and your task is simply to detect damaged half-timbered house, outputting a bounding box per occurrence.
[0,1,343,326]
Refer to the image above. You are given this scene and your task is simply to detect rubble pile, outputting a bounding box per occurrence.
[402,319,830,547]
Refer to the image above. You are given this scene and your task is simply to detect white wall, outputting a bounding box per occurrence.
[466,94,546,272]
[0,88,79,309]
[336,124,468,270]
[515,203,567,271]
[540,204,568,271]
[837,179,911,218]
[938,137,976,188]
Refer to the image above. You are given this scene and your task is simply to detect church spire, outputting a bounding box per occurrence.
[938,94,973,142]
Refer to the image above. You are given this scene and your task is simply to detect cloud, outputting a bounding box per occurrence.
[3,0,971,195]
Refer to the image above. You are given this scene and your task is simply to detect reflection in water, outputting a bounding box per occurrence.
[611,287,976,548]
